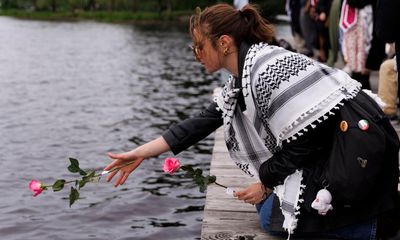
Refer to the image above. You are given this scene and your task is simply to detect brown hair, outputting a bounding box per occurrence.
[189,3,274,48]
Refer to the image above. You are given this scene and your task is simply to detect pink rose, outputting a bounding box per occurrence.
[163,157,181,174]
[29,180,43,197]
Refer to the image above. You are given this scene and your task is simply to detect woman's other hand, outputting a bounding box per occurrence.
[234,182,272,205]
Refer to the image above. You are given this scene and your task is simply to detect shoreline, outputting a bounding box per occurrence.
[0,9,284,25]
[0,9,192,24]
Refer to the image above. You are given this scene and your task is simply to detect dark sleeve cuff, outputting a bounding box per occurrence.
[162,127,187,155]
[259,156,286,189]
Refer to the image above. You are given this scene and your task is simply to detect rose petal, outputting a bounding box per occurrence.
[29,180,43,197]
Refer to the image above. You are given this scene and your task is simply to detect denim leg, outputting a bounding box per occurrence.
[256,193,377,240]
[326,218,378,240]
[256,193,275,232]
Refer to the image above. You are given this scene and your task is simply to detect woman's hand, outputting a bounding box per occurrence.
[104,136,171,187]
[234,182,272,205]
[104,151,145,187]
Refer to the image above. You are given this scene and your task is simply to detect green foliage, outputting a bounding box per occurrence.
[52,179,66,192]
[1,0,285,20]
[67,158,80,173]
[79,170,97,189]
[36,0,48,10]
[67,157,87,176]
[69,187,80,207]
[64,159,102,206]
[179,164,216,193]
[68,0,82,11]
[34,157,136,207]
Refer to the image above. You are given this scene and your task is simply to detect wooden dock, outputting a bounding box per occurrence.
[200,126,278,240]
[200,71,400,240]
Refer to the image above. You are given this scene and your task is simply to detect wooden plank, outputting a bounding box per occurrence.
[201,211,275,240]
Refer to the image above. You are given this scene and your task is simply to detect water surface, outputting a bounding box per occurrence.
[0,17,291,240]
[0,17,220,240]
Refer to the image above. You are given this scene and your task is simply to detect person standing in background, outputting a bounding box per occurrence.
[314,0,332,62]
[300,0,318,58]
[286,0,309,55]
[326,0,341,67]
[377,56,398,118]
[340,0,386,90]
[375,0,400,114]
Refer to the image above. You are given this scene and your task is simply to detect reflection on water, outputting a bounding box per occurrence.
[0,16,291,240]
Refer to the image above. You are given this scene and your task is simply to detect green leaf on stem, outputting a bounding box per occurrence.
[68,158,81,173]
[168,163,219,194]
[79,171,96,189]
[199,184,207,193]
[194,168,203,176]
[83,171,96,179]
[181,165,193,172]
[184,172,194,178]
[193,175,204,185]
[69,187,80,207]
[206,175,216,184]
[203,178,209,187]
[79,169,87,176]
[52,179,66,192]
[78,179,87,189]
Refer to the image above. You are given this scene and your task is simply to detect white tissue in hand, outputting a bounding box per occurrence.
[225,187,235,197]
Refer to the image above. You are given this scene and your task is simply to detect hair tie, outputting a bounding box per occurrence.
[238,9,248,23]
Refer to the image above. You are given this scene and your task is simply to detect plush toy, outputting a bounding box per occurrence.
[311,189,333,215]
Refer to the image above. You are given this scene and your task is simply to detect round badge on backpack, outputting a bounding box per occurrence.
[358,119,369,131]
[340,120,348,132]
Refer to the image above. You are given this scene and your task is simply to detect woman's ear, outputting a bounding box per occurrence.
[218,35,235,48]
[218,35,237,56]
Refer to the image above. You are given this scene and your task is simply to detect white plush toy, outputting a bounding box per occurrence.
[311,189,333,215]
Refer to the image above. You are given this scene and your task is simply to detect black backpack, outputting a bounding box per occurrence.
[322,91,399,203]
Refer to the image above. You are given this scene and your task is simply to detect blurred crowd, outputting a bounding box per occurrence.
[285,0,399,119]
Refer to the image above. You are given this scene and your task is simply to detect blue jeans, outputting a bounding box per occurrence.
[256,193,377,239]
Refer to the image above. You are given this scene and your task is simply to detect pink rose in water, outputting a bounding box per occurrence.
[29,180,44,197]
[27,157,138,207]
[163,157,181,174]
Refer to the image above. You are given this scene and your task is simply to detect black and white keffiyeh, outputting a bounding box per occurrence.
[214,43,361,235]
